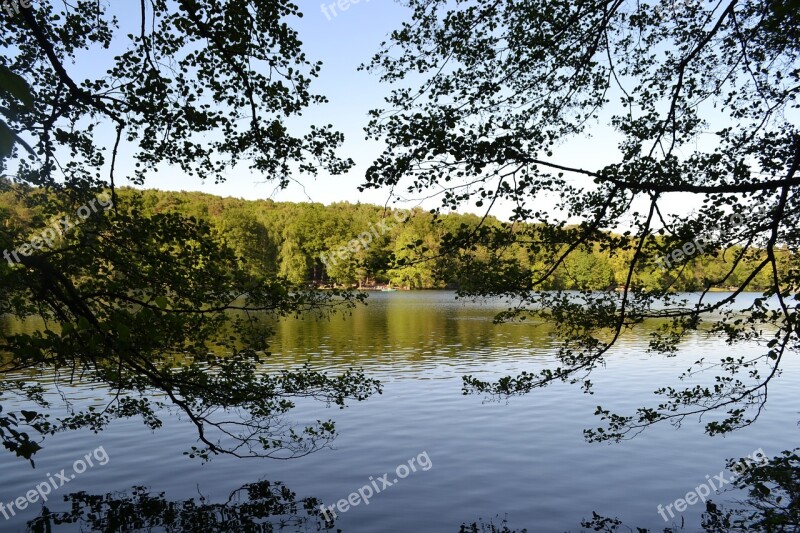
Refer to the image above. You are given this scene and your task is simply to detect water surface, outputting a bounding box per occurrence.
[0,291,797,532]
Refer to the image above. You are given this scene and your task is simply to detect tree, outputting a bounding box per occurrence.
[562,248,615,290]
[389,211,444,289]
[216,205,279,277]
[278,232,309,284]
[0,1,379,464]
[364,0,800,440]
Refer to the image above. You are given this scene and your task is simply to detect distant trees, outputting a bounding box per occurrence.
[216,206,279,277]
[4,185,785,292]
[563,249,616,291]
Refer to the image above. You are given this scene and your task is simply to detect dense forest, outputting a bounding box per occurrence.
[1,181,791,292]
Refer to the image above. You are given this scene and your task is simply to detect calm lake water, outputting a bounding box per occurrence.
[1,291,797,532]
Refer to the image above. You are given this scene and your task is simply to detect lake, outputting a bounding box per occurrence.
[1,291,797,532]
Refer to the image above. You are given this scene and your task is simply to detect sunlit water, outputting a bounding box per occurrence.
[1,291,797,532]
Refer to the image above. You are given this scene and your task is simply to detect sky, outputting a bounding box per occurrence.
[105,0,427,208]
[41,0,706,224]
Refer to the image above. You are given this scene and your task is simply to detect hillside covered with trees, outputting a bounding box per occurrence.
[1,182,790,292]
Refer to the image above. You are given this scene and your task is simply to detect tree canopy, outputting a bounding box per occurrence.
[363,0,800,440]
[0,0,379,464]
[3,184,790,292]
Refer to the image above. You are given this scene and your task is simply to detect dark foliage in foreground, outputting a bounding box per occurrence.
[366,0,800,441]
[0,1,379,464]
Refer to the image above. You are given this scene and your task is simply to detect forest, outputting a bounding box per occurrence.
[1,180,790,292]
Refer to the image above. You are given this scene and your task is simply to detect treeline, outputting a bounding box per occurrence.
[0,185,791,291]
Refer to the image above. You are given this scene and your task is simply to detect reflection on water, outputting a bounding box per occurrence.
[576,448,800,531]
[1,291,798,532]
[26,480,325,533]
[20,447,800,532]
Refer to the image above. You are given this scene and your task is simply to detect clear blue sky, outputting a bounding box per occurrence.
[67,1,701,223]
[101,0,419,209]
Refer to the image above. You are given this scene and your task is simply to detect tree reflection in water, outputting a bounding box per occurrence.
[460,450,799,533]
[23,449,799,532]
[26,479,331,533]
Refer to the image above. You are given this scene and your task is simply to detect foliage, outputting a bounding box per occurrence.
[458,449,800,532]
[0,0,377,464]
[3,184,788,292]
[573,449,800,532]
[26,480,327,532]
[701,448,800,531]
[364,0,800,441]
[0,64,34,159]
[458,516,527,533]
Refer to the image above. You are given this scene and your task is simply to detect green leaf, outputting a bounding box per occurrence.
[0,121,13,158]
[116,323,130,340]
[0,65,34,108]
